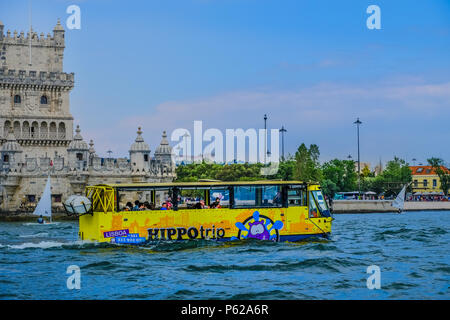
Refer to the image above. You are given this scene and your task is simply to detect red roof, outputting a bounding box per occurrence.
[409,165,449,175]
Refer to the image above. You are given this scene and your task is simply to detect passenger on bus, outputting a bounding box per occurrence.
[194,200,207,209]
[165,197,173,210]
[144,201,154,210]
[123,201,133,211]
[211,197,221,209]
[132,200,140,211]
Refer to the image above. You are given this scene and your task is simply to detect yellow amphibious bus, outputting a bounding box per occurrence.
[75,181,333,244]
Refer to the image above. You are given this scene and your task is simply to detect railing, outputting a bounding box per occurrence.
[13,132,67,140]
[85,186,115,214]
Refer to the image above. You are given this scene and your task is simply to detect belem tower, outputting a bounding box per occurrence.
[0,20,175,213]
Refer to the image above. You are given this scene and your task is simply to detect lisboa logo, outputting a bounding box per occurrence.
[232,211,284,242]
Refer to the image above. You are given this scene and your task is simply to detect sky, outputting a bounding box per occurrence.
[1,0,449,167]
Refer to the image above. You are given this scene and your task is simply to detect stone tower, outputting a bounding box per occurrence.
[0,19,176,213]
[129,127,151,173]
[154,131,175,176]
[0,20,74,160]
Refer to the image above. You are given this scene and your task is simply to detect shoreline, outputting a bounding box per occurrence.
[331,200,450,213]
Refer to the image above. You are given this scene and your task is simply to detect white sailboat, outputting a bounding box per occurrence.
[32,175,53,223]
[392,184,407,213]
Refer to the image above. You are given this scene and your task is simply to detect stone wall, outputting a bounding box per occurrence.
[332,200,450,213]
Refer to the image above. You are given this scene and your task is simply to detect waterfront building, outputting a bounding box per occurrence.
[410,166,449,194]
[0,21,175,212]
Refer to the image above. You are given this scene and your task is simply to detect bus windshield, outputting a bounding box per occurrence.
[311,190,331,217]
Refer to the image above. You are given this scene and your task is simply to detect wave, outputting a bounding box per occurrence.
[7,240,68,249]
[183,256,358,273]
[22,222,60,226]
[19,232,49,238]
[83,261,118,270]
[4,240,108,250]
[372,226,446,242]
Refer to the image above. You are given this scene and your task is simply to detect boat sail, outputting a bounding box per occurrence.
[392,184,407,212]
[32,175,52,222]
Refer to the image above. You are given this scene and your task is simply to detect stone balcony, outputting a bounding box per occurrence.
[0,68,74,89]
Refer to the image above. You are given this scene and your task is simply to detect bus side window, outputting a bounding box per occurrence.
[288,188,305,206]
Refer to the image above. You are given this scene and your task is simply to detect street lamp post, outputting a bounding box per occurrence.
[182,132,189,162]
[280,126,287,161]
[354,118,362,198]
[264,114,268,165]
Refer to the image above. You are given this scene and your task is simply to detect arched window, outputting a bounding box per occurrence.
[22,121,30,139]
[3,155,9,163]
[14,95,21,104]
[4,121,11,137]
[40,122,48,139]
[40,95,48,104]
[76,153,83,161]
[58,122,66,139]
[49,122,57,139]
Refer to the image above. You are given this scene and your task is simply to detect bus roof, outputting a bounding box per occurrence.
[99,180,312,190]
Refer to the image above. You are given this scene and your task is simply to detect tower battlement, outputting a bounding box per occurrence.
[0,30,63,47]
[0,20,65,72]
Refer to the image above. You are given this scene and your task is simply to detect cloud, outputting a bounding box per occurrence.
[121,80,450,128]
[88,79,450,161]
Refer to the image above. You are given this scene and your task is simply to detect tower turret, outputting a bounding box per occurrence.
[53,18,65,47]
[67,125,89,169]
[154,131,173,164]
[129,127,150,172]
[1,126,23,170]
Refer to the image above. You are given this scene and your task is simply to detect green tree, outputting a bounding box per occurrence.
[377,157,412,197]
[176,161,264,182]
[294,143,322,182]
[321,159,357,197]
[270,160,296,181]
[427,157,450,196]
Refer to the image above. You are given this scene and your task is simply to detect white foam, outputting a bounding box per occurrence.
[8,241,65,249]
[22,222,60,226]
[19,232,49,238]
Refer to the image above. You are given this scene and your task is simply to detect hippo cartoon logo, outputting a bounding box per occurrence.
[232,211,284,242]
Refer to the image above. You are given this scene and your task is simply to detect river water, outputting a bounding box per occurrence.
[0,211,448,300]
